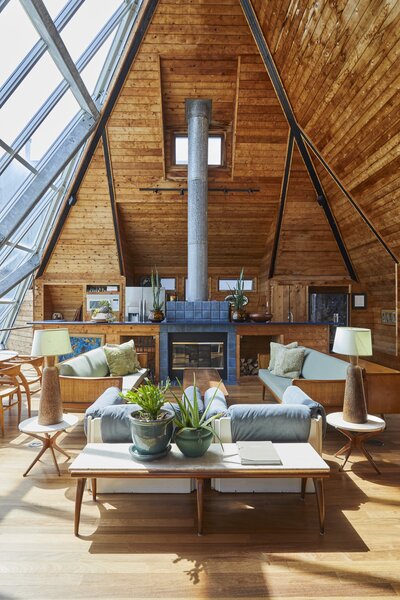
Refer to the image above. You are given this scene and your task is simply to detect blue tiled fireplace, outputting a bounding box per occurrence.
[159,301,236,384]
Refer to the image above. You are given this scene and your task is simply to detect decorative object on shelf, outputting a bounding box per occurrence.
[58,334,105,362]
[51,312,63,320]
[249,312,272,323]
[31,328,72,426]
[332,327,372,424]
[381,309,396,326]
[148,269,164,322]
[121,378,173,460]
[225,268,249,322]
[171,378,223,458]
[352,293,367,309]
[139,275,152,287]
[91,299,115,322]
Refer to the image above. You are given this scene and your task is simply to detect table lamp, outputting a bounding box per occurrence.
[31,328,72,425]
[332,327,372,424]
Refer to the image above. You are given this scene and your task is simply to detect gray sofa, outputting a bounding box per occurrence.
[258,347,350,409]
[84,384,324,494]
[57,346,148,412]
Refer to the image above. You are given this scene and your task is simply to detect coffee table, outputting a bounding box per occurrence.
[69,442,329,536]
[327,412,386,474]
[183,368,229,397]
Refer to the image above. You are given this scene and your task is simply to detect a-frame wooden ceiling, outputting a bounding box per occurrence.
[42,0,399,290]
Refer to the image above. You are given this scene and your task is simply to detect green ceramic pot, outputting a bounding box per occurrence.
[129,409,174,456]
[175,428,214,458]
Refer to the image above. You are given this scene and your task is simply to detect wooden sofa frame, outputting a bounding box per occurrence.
[59,352,148,412]
[258,353,400,414]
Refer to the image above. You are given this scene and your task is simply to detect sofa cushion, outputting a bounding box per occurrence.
[282,385,326,435]
[272,346,305,379]
[204,386,229,417]
[228,403,311,443]
[269,341,298,371]
[122,369,148,393]
[103,340,141,376]
[84,386,123,434]
[101,403,141,443]
[58,346,109,377]
[301,348,349,380]
[258,369,292,399]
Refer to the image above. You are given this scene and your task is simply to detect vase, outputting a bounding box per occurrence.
[129,409,174,459]
[175,428,213,458]
[231,308,247,322]
[148,309,164,322]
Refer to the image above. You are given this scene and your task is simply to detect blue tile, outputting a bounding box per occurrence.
[175,301,185,310]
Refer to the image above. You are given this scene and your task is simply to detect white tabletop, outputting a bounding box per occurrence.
[327,412,385,432]
[0,350,18,362]
[19,413,79,434]
[69,443,329,474]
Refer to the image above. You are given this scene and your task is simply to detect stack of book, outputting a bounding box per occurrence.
[237,441,282,465]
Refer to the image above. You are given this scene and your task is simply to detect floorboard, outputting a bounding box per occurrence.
[1,382,400,599]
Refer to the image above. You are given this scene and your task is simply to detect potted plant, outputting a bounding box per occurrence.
[121,378,174,460]
[224,267,249,321]
[148,269,164,322]
[170,381,224,458]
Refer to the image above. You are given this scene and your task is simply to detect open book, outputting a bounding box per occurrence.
[237,441,282,465]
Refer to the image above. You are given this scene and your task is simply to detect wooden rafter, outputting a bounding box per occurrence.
[239,0,358,282]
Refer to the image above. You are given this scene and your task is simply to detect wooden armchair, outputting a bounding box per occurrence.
[7,356,43,417]
[0,364,22,436]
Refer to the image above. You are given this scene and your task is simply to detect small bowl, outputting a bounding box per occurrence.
[249,313,272,323]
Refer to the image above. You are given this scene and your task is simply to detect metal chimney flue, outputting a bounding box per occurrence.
[185,98,212,301]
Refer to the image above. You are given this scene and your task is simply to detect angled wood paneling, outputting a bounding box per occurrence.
[44,141,121,279]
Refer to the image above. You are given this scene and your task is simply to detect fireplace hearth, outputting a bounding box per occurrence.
[169,332,227,380]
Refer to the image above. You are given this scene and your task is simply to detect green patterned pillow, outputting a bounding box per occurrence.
[103,339,141,376]
[268,341,298,371]
[271,347,305,379]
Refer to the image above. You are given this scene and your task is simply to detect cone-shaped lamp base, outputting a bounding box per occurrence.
[38,365,63,426]
[343,363,368,424]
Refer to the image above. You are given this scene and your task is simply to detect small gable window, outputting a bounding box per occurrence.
[173,134,224,167]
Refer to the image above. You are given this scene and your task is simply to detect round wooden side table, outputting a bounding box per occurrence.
[19,414,78,477]
[327,412,386,474]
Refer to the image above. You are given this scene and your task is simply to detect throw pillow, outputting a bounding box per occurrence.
[103,339,141,376]
[268,341,298,371]
[271,347,305,379]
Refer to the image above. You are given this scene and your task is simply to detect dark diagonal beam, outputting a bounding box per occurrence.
[239,0,357,281]
[268,132,294,279]
[102,130,125,276]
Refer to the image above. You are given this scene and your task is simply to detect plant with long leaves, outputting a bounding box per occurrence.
[224,267,249,310]
[121,378,171,420]
[170,377,224,448]
[151,268,164,311]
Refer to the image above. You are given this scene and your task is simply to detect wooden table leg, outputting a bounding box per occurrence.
[91,478,97,501]
[313,478,325,535]
[301,477,307,499]
[196,478,204,536]
[47,434,61,476]
[22,437,49,477]
[360,441,381,474]
[74,478,87,537]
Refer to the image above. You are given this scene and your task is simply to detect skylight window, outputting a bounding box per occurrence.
[173,134,224,166]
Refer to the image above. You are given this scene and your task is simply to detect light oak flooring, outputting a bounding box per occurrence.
[1,382,400,600]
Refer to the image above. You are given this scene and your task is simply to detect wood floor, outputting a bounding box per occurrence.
[1,382,400,599]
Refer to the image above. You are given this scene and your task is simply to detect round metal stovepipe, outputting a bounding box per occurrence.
[185,99,212,302]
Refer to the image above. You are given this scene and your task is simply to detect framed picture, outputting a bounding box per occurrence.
[58,333,105,362]
[352,293,367,309]
[381,309,396,326]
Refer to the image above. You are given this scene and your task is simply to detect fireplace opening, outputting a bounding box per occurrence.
[168,332,227,381]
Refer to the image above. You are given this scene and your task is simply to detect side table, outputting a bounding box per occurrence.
[327,412,385,474]
[19,414,78,477]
